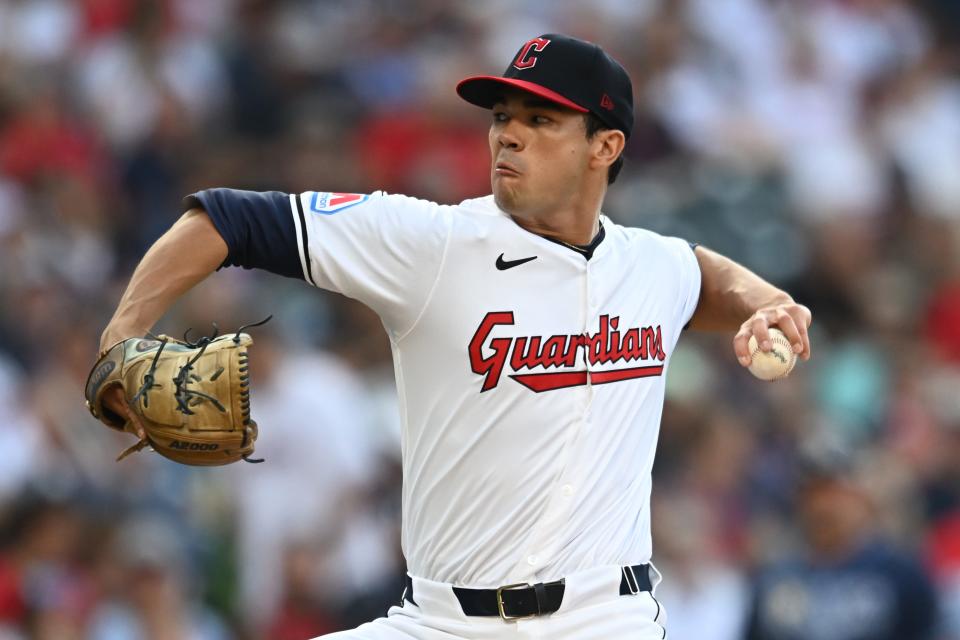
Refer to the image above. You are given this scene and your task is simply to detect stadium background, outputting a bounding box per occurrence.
[0,0,958,638]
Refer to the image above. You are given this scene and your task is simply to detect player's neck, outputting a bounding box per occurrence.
[497,169,609,245]
[512,212,601,246]
[509,189,605,246]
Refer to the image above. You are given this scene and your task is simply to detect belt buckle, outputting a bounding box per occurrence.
[496,582,535,621]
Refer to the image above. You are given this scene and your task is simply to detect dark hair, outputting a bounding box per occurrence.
[584,113,625,184]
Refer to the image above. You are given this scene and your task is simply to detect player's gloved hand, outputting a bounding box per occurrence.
[86,319,269,465]
[99,328,150,441]
[101,385,148,441]
[733,301,812,366]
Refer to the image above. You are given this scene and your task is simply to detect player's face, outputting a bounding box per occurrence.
[799,481,869,555]
[488,91,593,217]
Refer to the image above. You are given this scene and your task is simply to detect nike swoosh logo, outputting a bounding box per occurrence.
[496,254,538,271]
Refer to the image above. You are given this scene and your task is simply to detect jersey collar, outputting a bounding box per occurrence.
[489,198,608,261]
[537,221,606,260]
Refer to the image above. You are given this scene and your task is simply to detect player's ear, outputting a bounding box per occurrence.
[590,129,625,171]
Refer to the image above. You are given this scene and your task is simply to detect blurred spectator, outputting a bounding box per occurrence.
[929,510,960,639]
[653,491,749,640]
[74,1,226,151]
[744,457,939,639]
[265,544,341,640]
[232,329,390,632]
[0,358,42,502]
[86,516,229,640]
[0,496,92,640]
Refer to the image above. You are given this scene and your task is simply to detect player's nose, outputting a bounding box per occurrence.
[496,122,524,151]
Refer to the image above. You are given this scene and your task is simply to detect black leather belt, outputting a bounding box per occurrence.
[403,563,652,621]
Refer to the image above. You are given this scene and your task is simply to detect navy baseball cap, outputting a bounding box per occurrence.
[457,34,634,139]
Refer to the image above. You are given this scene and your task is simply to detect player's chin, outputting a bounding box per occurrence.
[492,179,524,213]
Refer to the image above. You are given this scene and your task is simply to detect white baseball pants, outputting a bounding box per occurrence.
[315,564,667,639]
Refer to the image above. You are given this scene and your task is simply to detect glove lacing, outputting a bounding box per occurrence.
[121,316,272,463]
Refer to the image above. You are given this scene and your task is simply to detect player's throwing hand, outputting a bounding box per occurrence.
[734,301,812,366]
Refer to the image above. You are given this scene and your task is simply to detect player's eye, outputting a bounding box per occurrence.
[492,111,508,123]
[531,115,551,125]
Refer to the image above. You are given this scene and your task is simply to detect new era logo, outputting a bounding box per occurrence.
[600,94,614,110]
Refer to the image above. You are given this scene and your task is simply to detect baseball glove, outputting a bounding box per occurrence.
[84,320,269,466]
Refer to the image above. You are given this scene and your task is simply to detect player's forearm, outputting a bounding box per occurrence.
[687,246,792,332]
[100,209,228,352]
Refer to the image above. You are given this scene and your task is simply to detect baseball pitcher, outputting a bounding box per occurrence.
[90,34,812,639]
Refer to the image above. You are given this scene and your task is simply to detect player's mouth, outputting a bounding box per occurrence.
[494,161,521,177]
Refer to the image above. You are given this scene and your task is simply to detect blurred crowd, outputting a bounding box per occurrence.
[0,0,958,638]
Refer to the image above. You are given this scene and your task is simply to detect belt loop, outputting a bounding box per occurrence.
[622,565,639,595]
[533,582,547,615]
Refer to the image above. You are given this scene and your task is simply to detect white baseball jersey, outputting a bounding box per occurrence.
[190,189,701,589]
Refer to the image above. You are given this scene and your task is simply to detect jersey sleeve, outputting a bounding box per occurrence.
[184,189,303,279]
[290,190,453,336]
[184,188,453,336]
[666,236,702,328]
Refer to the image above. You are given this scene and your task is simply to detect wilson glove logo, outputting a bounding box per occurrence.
[468,312,666,392]
[85,360,115,399]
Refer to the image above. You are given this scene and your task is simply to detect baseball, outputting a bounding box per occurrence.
[747,328,797,381]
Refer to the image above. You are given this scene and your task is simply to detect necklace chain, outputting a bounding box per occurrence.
[557,240,590,254]
[556,221,604,254]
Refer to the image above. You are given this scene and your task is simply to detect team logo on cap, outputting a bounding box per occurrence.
[309,192,368,214]
[513,37,551,70]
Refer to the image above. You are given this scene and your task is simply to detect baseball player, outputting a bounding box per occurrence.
[97,34,812,639]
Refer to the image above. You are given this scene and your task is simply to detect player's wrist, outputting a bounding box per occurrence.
[751,292,794,314]
[99,324,143,357]
[738,294,795,329]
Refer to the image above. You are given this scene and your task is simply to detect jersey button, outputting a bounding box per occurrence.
[527,555,538,566]
[562,484,574,496]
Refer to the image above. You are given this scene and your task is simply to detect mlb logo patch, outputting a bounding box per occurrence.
[308,192,368,214]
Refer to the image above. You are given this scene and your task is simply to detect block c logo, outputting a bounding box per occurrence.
[513,37,551,70]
